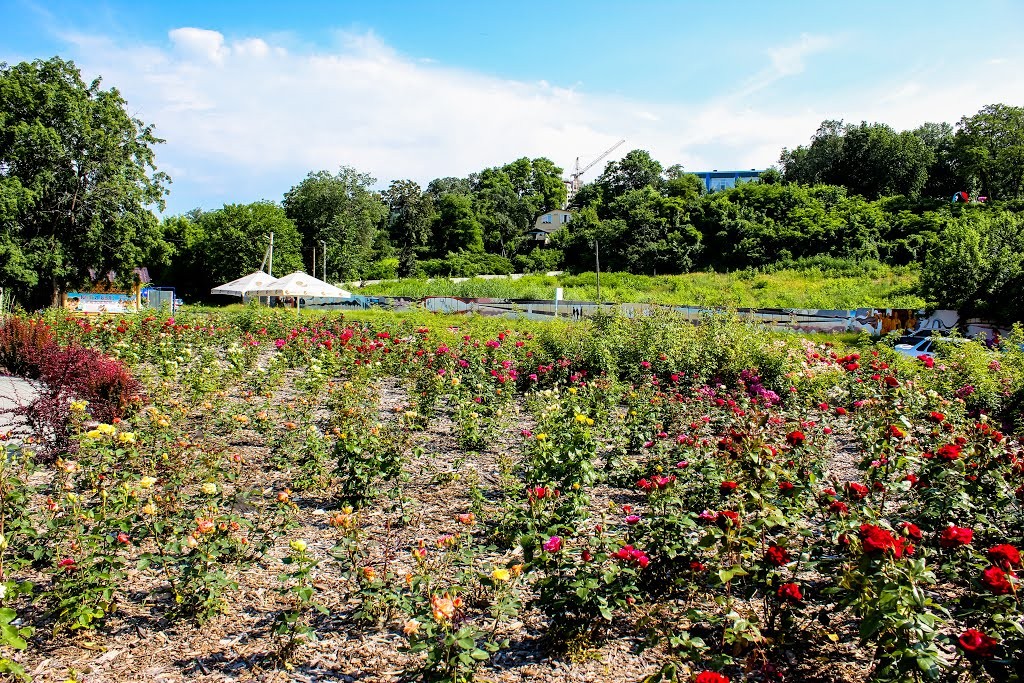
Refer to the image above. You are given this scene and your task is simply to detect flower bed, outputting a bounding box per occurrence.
[0,308,1021,683]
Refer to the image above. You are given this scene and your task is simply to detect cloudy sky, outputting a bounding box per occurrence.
[3,0,1023,214]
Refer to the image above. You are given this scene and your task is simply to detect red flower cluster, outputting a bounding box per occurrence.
[777,582,803,602]
[786,430,805,446]
[695,672,730,683]
[637,475,675,492]
[939,525,973,548]
[859,524,910,558]
[717,510,741,529]
[766,545,790,566]
[612,545,650,568]
[846,482,869,500]
[981,565,1016,594]
[900,522,923,541]
[958,629,999,658]
[988,544,1021,569]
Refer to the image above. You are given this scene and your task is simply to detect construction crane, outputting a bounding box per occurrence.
[565,139,626,203]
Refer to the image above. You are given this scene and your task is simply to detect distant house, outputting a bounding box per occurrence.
[694,169,764,192]
[528,209,572,243]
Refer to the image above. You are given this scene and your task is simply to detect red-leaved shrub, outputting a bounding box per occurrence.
[13,334,143,457]
[0,317,55,378]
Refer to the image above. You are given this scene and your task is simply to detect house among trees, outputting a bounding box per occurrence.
[694,169,764,192]
[529,209,572,243]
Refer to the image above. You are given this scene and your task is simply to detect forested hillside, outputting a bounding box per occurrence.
[3,57,1024,319]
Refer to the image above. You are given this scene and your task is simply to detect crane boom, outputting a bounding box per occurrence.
[566,139,626,203]
[577,139,626,178]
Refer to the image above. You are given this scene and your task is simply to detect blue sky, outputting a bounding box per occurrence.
[3,0,1023,214]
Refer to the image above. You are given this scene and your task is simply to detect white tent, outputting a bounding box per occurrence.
[252,272,352,306]
[211,271,277,297]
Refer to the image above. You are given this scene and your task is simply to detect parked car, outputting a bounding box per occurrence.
[893,333,968,358]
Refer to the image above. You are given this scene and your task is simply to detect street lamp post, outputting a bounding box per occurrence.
[320,241,327,281]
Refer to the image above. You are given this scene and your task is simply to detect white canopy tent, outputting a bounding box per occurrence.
[210,271,278,298]
[252,271,351,309]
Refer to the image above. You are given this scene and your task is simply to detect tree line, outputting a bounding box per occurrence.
[2,57,1023,321]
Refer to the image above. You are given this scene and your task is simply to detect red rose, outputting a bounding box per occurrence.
[778,481,795,494]
[766,545,790,566]
[887,425,906,439]
[939,525,973,548]
[981,566,1015,595]
[860,524,908,558]
[720,481,738,494]
[884,376,899,387]
[777,582,803,602]
[689,560,707,573]
[786,430,805,447]
[695,672,730,683]
[828,500,849,516]
[988,544,1021,569]
[717,510,741,529]
[846,482,869,500]
[928,411,946,423]
[835,407,848,416]
[936,444,961,461]
[901,522,923,541]
[958,629,999,658]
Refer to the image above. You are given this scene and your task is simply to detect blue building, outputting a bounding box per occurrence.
[694,169,765,192]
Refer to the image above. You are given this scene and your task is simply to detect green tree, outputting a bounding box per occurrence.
[663,164,706,201]
[920,210,1024,322]
[954,104,1024,200]
[0,57,169,306]
[913,122,962,198]
[781,120,932,199]
[426,176,473,199]
[383,180,434,276]
[283,167,387,280]
[596,149,664,201]
[432,194,484,255]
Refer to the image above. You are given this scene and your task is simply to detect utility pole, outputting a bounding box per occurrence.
[312,246,316,278]
[594,238,601,305]
[321,241,327,281]
[268,232,274,277]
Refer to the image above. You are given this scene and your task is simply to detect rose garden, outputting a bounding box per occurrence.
[0,307,1021,682]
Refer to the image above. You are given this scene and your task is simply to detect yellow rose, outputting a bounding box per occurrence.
[201,483,218,495]
[97,423,116,436]
[139,476,157,490]
[142,502,157,515]
[290,539,308,552]
[117,432,137,444]
[491,568,511,582]
[84,429,103,440]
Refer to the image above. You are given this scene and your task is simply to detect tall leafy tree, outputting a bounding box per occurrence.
[781,120,933,198]
[954,104,1024,200]
[0,57,169,305]
[383,180,434,276]
[920,210,1024,322]
[156,203,302,299]
[432,194,484,255]
[283,167,387,280]
[596,149,664,202]
[913,122,963,198]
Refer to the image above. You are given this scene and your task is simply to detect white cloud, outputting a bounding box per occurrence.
[767,33,835,77]
[48,27,1024,212]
